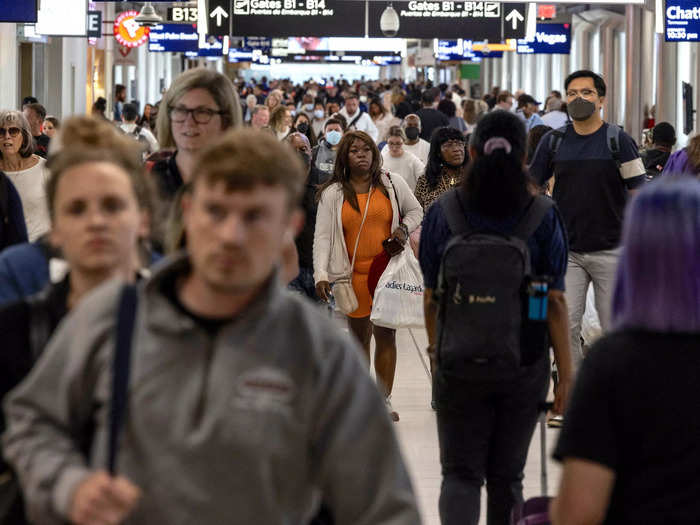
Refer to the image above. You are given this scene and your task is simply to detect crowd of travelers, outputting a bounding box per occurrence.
[0,67,698,525]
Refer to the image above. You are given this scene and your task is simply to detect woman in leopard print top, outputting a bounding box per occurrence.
[414,126,469,211]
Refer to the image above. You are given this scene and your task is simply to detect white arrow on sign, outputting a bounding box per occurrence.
[505,8,524,30]
[210,5,229,26]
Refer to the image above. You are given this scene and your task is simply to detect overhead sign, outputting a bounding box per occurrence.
[232,0,366,37]
[114,11,150,48]
[517,23,570,54]
[168,6,198,23]
[208,0,230,36]
[148,23,198,52]
[502,2,526,40]
[0,0,37,22]
[36,0,87,36]
[197,35,226,56]
[244,36,272,48]
[665,0,700,42]
[537,4,556,19]
[367,1,514,40]
[87,10,102,38]
[437,40,482,62]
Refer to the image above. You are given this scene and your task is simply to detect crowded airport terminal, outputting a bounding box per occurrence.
[0,0,699,523]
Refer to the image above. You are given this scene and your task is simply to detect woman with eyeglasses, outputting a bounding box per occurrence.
[0,110,51,241]
[381,126,425,192]
[150,68,242,204]
[414,127,469,211]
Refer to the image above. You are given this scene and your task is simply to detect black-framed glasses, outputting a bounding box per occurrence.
[0,127,21,138]
[169,106,224,124]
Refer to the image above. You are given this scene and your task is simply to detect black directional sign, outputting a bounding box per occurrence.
[87,10,102,38]
[502,2,527,40]
[168,6,199,23]
[208,0,231,36]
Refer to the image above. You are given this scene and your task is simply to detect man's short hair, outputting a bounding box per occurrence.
[252,105,269,116]
[22,96,38,107]
[496,92,513,104]
[344,91,359,101]
[651,122,676,147]
[122,103,139,122]
[326,114,347,132]
[115,84,126,95]
[564,70,607,97]
[421,90,437,104]
[546,97,563,112]
[402,113,422,131]
[192,129,306,208]
[24,102,47,120]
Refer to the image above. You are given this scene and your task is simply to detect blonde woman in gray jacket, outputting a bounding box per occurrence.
[314,130,423,421]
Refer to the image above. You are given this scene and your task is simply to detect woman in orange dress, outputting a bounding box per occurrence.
[314,131,423,422]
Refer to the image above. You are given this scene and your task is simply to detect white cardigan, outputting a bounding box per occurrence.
[313,171,423,285]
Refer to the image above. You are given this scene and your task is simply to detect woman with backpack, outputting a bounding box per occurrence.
[314,130,423,422]
[419,110,573,525]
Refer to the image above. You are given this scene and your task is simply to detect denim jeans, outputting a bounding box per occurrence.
[288,267,319,302]
[434,358,549,525]
[564,249,620,370]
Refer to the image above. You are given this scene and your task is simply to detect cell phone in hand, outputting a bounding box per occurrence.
[382,237,404,257]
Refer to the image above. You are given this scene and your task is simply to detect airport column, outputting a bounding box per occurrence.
[599,13,625,124]
[625,5,644,141]
[0,24,19,109]
[655,35,677,129]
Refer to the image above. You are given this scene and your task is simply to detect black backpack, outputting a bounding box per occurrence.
[435,190,554,381]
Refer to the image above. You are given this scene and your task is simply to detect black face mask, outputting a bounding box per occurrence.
[567,97,597,121]
[405,127,420,140]
[296,122,309,134]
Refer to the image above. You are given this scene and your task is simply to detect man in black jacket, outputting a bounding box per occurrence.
[416,88,449,142]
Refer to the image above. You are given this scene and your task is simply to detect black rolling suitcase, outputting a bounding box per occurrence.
[510,402,555,525]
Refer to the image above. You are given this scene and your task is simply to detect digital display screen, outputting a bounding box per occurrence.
[367,1,503,40]
[148,23,199,52]
[232,0,365,37]
[0,0,37,22]
[665,0,700,42]
[517,23,571,54]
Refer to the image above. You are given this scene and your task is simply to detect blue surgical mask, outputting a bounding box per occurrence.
[326,130,342,145]
[305,103,314,111]
[314,109,325,119]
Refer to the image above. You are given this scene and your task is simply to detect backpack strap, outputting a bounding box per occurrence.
[548,125,568,164]
[512,195,554,242]
[439,188,473,236]
[108,284,138,475]
[348,111,364,129]
[607,124,622,169]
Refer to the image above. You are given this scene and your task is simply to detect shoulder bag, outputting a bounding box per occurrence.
[333,187,373,315]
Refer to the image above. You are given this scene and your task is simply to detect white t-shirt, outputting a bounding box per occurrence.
[119,122,160,154]
[338,107,379,142]
[381,149,425,192]
[5,156,50,241]
[401,139,431,164]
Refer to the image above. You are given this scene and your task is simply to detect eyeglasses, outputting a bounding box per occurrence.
[170,106,224,124]
[441,139,465,150]
[387,141,403,147]
[566,89,597,99]
[0,127,21,138]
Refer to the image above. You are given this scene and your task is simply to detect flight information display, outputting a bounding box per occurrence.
[232,0,366,37]
[148,23,199,52]
[517,23,571,54]
[665,0,700,42]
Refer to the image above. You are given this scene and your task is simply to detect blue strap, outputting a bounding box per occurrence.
[108,284,138,475]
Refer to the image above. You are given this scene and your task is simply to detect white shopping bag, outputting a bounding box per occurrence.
[370,249,425,329]
[581,285,602,346]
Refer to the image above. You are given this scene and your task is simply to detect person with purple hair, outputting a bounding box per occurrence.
[551,176,700,525]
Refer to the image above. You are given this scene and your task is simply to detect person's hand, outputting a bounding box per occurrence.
[553,376,573,415]
[69,470,141,525]
[390,227,408,245]
[315,281,331,302]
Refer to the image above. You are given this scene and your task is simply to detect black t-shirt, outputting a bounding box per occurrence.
[529,123,645,252]
[642,148,671,179]
[33,134,50,158]
[160,271,232,337]
[554,330,700,524]
[415,108,450,141]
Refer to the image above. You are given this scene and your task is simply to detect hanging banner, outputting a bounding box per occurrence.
[665,0,700,42]
[114,10,150,48]
[517,23,571,54]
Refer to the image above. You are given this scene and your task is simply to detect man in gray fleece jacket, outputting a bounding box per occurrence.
[3,129,420,525]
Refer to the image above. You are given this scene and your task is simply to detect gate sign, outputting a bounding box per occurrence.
[367,1,504,40]
[114,11,150,48]
[665,0,700,42]
[232,0,366,37]
[168,6,198,23]
[0,0,37,22]
[517,23,570,54]
[87,11,102,38]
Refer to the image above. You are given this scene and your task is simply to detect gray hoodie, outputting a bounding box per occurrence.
[3,255,420,525]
